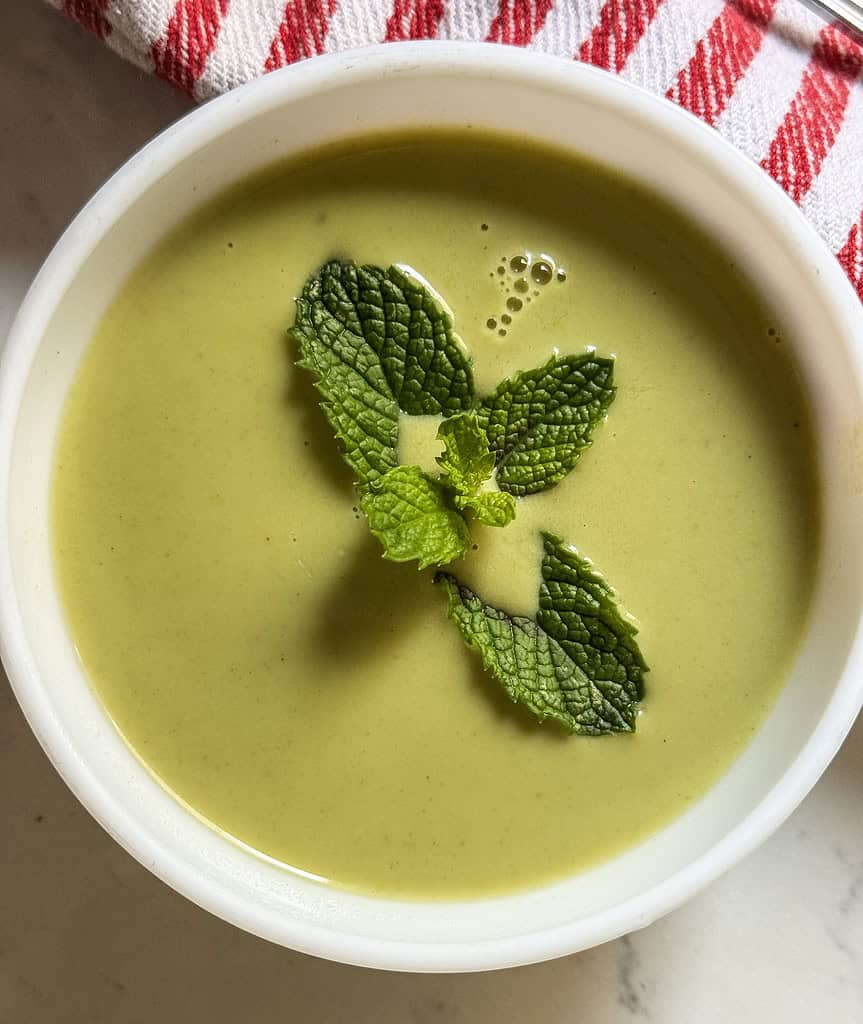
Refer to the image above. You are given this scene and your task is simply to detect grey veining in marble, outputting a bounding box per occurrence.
[1,2,861,1021]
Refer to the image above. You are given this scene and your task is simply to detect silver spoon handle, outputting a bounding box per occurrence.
[803,0,863,36]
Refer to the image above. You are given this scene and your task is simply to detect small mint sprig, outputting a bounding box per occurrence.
[361,413,516,569]
[437,414,517,528]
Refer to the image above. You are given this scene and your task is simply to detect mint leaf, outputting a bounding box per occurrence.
[372,264,474,415]
[456,491,517,527]
[476,353,615,496]
[360,465,471,569]
[436,413,496,494]
[537,533,646,712]
[436,533,644,734]
[292,280,399,490]
[291,261,476,488]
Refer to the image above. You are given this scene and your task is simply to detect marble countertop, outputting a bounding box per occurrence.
[1,3,861,1020]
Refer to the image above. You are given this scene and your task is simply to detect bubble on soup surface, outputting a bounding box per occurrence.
[532,260,554,286]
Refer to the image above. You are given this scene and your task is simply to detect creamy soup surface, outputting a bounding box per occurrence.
[52,134,818,899]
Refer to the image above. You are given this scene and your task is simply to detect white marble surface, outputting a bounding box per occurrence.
[1,2,861,1020]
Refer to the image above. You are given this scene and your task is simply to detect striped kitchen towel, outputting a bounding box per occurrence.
[54,1,863,300]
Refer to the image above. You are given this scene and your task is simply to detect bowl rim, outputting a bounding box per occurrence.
[2,41,863,972]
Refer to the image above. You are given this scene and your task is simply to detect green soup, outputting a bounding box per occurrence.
[52,134,818,899]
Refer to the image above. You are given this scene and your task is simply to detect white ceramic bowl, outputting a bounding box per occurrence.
[1,43,862,972]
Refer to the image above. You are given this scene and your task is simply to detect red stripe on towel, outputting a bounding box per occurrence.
[837,211,863,300]
[579,0,665,72]
[667,0,776,125]
[760,22,863,203]
[264,0,338,69]
[152,0,231,94]
[384,0,447,41]
[485,0,554,46]
[62,0,112,40]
